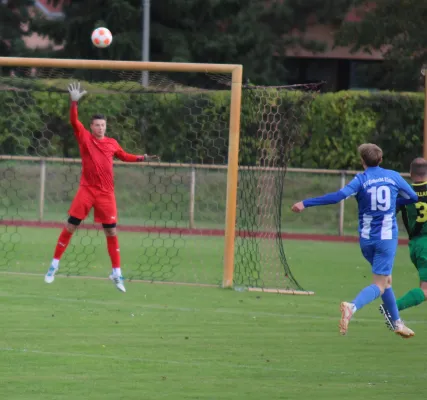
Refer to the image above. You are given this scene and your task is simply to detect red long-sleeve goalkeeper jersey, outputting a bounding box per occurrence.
[70,102,141,193]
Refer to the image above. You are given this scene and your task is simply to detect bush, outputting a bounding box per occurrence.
[0,76,424,171]
[298,90,424,171]
[358,91,424,171]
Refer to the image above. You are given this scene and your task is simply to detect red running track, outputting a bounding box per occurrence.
[0,219,410,245]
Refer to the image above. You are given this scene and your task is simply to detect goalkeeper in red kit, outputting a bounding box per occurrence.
[44,82,158,292]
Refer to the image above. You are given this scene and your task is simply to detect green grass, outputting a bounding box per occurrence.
[0,227,304,290]
[0,235,426,399]
[0,227,226,285]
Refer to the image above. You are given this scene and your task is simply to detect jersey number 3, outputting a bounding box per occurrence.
[416,202,427,222]
[367,185,391,211]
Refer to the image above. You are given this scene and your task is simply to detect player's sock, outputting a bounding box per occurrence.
[107,236,121,276]
[396,288,425,311]
[53,228,73,262]
[351,284,381,311]
[381,287,400,322]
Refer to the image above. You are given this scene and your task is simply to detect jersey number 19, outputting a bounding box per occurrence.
[367,185,391,211]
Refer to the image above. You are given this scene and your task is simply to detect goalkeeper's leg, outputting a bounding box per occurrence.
[103,224,125,293]
[45,187,93,284]
[44,217,81,283]
[95,193,125,293]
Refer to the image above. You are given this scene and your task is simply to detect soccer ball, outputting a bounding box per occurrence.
[91,27,113,48]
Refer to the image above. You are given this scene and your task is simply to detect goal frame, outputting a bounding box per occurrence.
[0,56,242,289]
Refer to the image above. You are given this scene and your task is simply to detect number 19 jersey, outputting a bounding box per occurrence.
[341,166,417,241]
[401,182,427,239]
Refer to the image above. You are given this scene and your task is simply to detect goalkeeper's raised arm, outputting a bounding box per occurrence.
[68,82,87,138]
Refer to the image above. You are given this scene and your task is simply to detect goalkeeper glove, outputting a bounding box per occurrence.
[68,82,87,102]
[137,154,160,162]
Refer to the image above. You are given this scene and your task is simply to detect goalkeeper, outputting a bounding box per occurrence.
[44,82,158,292]
[380,157,427,329]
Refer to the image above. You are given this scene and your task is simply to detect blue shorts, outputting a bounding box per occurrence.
[360,238,398,276]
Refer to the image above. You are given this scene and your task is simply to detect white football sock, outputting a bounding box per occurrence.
[112,267,122,277]
[51,259,59,269]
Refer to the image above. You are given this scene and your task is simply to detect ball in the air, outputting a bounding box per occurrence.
[91,27,113,48]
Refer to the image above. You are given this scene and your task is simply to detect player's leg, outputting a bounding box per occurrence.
[339,240,381,335]
[45,187,94,284]
[379,240,427,330]
[371,240,415,338]
[396,283,427,311]
[395,239,427,311]
[339,239,411,336]
[381,279,415,338]
[103,224,125,293]
[94,191,125,293]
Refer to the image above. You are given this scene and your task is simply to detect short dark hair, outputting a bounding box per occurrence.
[358,143,383,167]
[410,157,427,177]
[91,114,106,123]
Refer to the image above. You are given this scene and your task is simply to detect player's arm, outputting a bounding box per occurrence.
[395,198,404,214]
[396,174,418,205]
[396,196,416,209]
[68,82,88,139]
[292,176,360,213]
[114,143,159,162]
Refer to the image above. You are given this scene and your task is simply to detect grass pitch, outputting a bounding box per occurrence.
[0,236,426,399]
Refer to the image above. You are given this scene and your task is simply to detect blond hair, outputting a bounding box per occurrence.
[358,143,383,167]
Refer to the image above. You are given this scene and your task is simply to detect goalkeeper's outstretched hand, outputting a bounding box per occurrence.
[144,154,160,162]
[68,82,87,102]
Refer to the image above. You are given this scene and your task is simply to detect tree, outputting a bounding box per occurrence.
[32,0,352,85]
[335,0,427,91]
[0,0,34,57]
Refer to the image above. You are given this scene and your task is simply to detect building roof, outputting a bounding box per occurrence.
[34,0,65,19]
[23,2,65,50]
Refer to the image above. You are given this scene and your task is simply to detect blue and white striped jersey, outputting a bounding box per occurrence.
[341,167,417,240]
[303,166,418,240]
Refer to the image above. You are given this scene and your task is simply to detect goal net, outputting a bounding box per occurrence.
[0,58,317,294]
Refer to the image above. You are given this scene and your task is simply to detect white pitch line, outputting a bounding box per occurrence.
[0,291,426,325]
[0,271,218,287]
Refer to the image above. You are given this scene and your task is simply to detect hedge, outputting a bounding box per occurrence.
[293,90,424,171]
[0,76,424,171]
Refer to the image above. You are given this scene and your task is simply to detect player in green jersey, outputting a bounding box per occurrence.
[380,157,427,331]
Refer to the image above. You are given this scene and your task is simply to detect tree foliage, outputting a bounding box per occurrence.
[335,0,427,91]
[31,0,349,85]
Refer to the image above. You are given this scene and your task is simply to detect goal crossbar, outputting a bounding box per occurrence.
[0,57,242,74]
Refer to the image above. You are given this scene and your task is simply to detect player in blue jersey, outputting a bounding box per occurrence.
[292,143,418,338]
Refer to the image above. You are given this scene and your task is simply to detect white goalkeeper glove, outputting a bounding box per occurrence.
[141,154,160,162]
[68,82,87,102]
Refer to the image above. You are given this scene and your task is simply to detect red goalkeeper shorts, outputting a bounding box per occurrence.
[68,186,118,224]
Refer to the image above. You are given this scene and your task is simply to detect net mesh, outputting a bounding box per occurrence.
[0,63,318,292]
